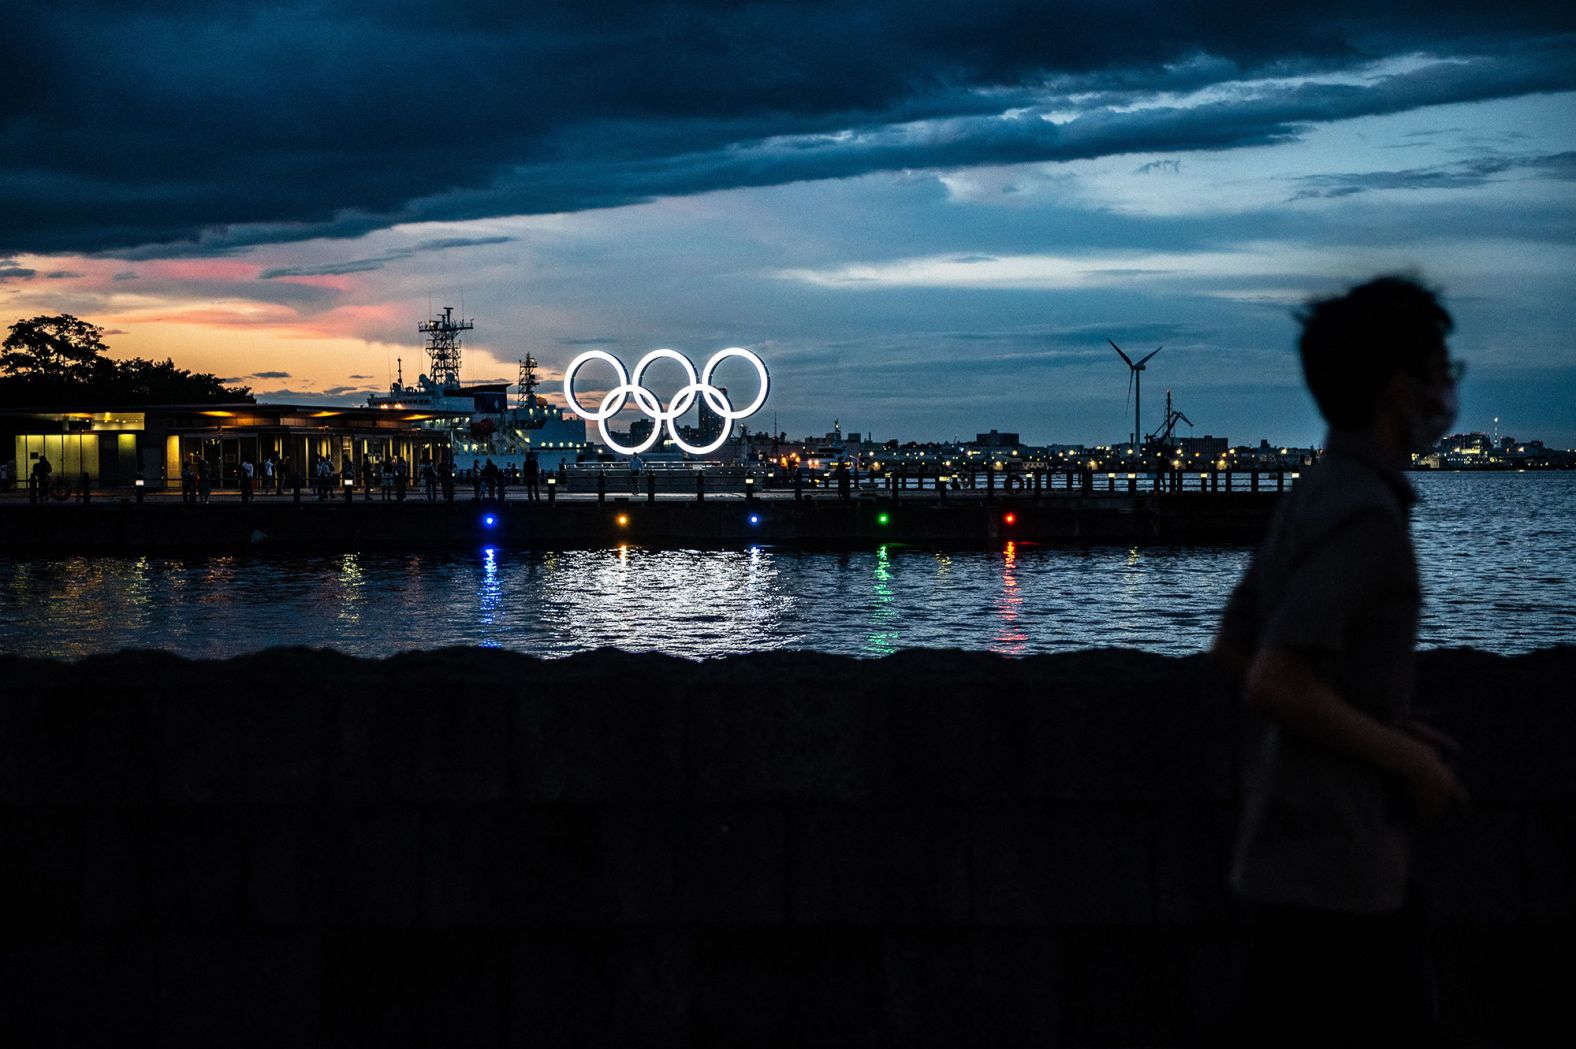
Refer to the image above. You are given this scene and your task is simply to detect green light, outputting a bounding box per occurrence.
[877,512,890,526]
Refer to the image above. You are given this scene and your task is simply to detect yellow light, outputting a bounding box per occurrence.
[617,514,629,526]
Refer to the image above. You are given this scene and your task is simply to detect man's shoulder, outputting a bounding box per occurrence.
[1284,456,1408,532]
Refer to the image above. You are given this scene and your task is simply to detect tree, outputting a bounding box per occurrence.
[1,315,109,384]
[0,313,253,406]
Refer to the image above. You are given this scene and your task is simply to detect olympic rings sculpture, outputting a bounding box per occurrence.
[562,347,770,456]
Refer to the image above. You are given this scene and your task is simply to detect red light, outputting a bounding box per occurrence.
[1003,512,1017,525]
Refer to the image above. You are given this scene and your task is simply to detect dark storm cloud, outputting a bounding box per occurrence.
[3,1,1573,255]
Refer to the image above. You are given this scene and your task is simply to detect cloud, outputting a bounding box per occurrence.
[112,271,138,281]
[347,373,373,379]
[1134,159,1182,175]
[252,370,292,379]
[2,2,1572,255]
[258,234,515,278]
[777,250,1284,290]
[259,259,388,279]
[1285,150,1576,200]
[560,336,620,345]
[254,387,375,405]
[45,270,82,279]
[0,266,34,281]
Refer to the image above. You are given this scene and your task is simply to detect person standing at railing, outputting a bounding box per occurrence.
[524,451,541,501]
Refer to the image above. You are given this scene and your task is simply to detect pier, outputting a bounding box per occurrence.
[0,471,1292,551]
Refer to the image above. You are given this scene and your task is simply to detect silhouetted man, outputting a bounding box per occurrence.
[1211,276,1468,1046]
[524,451,541,501]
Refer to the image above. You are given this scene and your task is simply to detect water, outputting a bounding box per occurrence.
[2,473,1571,659]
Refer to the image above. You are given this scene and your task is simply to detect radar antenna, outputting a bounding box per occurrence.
[418,306,473,391]
[517,354,540,409]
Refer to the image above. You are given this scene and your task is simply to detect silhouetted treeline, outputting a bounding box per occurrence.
[1,314,252,406]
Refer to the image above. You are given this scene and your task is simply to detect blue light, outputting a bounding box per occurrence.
[483,513,497,528]
[749,514,761,525]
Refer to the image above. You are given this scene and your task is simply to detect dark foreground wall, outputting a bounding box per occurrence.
[1,647,1571,1048]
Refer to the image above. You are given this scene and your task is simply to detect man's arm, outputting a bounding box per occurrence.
[1244,647,1466,823]
[1212,558,1261,687]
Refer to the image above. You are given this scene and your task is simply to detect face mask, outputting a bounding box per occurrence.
[1404,375,1458,449]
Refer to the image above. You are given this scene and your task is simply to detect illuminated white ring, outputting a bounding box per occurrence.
[666,382,741,455]
[701,348,770,419]
[596,385,665,456]
[563,350,630,420]
[629,348,698,413]
[561,347,771,456]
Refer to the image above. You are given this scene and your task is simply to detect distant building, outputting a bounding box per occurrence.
[1179,435,1229,458]
[697,386,728,445]
[974,430,1020,447]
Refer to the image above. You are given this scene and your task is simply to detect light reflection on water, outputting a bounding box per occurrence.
[1,473,1571,659]
[994,542,1027,656]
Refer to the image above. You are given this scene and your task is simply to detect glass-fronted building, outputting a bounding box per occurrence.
[1,403,451,491]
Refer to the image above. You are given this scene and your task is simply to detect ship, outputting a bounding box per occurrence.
[367,307,589,473]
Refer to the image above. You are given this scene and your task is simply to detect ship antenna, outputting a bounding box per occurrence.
[517,354,540,409]
[418,304,473,391]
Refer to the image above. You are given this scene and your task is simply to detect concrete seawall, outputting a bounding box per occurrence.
[2,646,1570,1047]
[0,493,1278,551]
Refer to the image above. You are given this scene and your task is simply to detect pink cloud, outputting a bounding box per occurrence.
[138,259,260,282]
[119,305,301,327]
[273,301,410,340]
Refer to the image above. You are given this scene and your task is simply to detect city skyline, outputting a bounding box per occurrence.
[3,2,1573,446]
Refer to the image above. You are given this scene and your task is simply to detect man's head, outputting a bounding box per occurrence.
[1298,276,1458,443]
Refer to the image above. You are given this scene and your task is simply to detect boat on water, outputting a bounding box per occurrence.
[367,307,589,474]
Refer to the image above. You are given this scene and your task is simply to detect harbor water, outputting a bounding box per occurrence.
[2,472,1571,660]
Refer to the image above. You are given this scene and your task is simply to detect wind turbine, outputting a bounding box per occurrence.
[1108,338,1162,448]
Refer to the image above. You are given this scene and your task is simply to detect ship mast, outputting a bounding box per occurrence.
[517,354,540,409]
[418,306,473,391]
